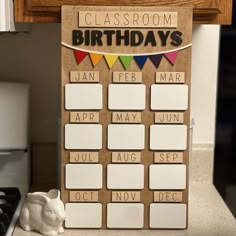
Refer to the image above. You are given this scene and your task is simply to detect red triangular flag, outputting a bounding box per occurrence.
[164,51,178,65]
[74,50,88,64]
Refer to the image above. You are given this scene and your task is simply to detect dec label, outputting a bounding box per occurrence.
[154,191,183,202]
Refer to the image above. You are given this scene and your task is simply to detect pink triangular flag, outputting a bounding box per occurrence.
[164,51,178,65]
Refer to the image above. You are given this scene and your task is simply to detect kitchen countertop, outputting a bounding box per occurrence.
[13,182,236,236]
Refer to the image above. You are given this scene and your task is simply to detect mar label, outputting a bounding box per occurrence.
[70,152,99,163]
[154,191,183,202]
[156,72,185,84]
[70,71,99,82]
[154,152,183,163]
[113,72,142,83]
[112,152,141,163]
[112,112,141,123]
[155,112,184,124]
[112,191,140,202]
[70,191,98,202]
[70,112,99,123]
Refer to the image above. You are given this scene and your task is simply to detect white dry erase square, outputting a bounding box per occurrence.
[107,203,144,228]
[149,164,186,190]
[107,164,144,189]
[108,124,145,150]
[65,84,102,110]
[151,84,188,110]
[65,124,102,150]
[66,164,103,189]
[108,84,146,110]
[150,203,187,229]
[65,203,102,228]
[150,125,187,150]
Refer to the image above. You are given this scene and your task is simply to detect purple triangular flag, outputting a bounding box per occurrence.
[149,54,163,68]
[134,56,148,69]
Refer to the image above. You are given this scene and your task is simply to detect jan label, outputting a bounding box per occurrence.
[70,71,99,82]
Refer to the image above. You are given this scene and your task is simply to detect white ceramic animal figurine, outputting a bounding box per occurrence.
[19,189,65,236]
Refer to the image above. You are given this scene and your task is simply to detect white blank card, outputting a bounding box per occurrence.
[150,125,187,150]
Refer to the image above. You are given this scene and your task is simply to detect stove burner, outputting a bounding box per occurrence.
[0,188,20,236]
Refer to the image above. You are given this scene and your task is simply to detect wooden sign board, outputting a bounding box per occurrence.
[61,6,192,230]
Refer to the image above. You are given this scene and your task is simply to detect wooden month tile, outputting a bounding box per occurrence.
[62,6,192,229]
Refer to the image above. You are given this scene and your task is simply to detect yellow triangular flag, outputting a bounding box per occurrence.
[89,53,103,67]
[104,55,118,69]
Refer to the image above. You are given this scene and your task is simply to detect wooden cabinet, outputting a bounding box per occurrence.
[15,0,232,24]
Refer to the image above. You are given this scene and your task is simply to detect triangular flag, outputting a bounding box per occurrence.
[149,54,163,68]
[119,56,133,70]
[104,55,118,69]
[164,51,178,65]
[74,50,88,64]
[89,53,103,67]
[134,56,148,69]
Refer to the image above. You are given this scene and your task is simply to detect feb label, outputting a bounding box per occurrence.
[113,72,142,83]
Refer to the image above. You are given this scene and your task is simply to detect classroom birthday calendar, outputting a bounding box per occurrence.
[61,6,192,229]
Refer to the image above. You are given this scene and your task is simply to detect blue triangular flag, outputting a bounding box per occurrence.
[149,54,163,68]
[134,56,148,69]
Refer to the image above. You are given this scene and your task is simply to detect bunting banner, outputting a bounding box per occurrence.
[73,48,181,70]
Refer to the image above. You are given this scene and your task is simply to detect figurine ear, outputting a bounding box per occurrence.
[27,192,49,205]
[48,189,60,200]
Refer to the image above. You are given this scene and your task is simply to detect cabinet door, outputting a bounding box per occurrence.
[15,0,232,24]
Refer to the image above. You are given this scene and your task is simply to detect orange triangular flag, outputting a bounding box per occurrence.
[89,53,103,67]
[104,55,118,69]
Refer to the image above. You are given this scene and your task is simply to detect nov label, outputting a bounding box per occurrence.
[112,191,140,202]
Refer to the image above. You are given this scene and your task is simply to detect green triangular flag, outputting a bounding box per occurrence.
[119,56,133,70]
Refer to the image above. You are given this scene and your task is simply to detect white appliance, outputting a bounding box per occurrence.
[0,82,30,235]
[0,0,15,32]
